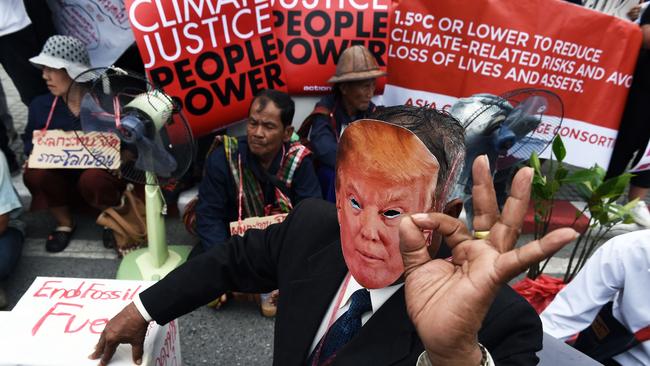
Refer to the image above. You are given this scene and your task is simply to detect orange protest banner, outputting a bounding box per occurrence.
[273,0,396,94]
[383,0,641,168]
[125,0,288,137]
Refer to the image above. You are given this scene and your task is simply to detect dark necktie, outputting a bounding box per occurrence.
[309,288,372,366]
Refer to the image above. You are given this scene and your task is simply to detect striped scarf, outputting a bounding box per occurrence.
[223,136,311,219]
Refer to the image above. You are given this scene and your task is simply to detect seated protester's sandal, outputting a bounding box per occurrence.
[45,225,75,253]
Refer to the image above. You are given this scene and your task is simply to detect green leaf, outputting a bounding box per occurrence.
[530,151,541,174]
[594,173,633,201]
[574,183,594,200]
[532,186,546,200]
[550,180,561,195]
[623,198,640,211]
[595,211,610,224]
[532,174,547,186]
[563,169,600,185]
[555,166,569,181]
[552,136,566,162]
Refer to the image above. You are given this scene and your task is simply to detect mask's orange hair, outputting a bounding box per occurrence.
[336,120,439,209]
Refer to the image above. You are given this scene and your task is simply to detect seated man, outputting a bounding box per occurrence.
[194,89,321,253]
[92,106,577,366]
[541,230,650,365]
[0,151,25,308]
[298,45,385,201]
[192,89,321,315]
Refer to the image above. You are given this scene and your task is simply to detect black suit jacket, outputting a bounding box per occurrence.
[142,199,542,365]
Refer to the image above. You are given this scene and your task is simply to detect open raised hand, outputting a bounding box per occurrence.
[399,156,577,365]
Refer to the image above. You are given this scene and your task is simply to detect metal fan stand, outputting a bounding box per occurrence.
[117,171,191,281]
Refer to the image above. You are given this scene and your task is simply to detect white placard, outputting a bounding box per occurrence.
[0,277,181,366]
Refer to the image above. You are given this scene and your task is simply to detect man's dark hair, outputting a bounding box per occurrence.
[370,106,465,207]
[251,89,295,127]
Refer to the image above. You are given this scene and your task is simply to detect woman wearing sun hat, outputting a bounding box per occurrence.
[22,35,127,253]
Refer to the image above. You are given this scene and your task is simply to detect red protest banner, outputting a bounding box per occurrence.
[125,0,288,137]
[382,0,641,169]
[272,0,395,94]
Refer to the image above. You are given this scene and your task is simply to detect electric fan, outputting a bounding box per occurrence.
[449,88,564,226]
[70,67,195,280]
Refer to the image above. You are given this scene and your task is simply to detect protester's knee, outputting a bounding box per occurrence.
[23,167,54,190]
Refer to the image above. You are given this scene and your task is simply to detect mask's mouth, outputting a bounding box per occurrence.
[356,249,384,262]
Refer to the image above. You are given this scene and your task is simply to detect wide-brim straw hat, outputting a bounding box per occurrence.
[30,35,98,82]
[327,45,387,84]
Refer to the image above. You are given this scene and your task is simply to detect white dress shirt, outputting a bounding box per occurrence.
[132,273,403,335]
[541,229,650,366]
[309,273,403,354]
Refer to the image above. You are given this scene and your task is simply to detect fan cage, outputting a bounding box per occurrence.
[69,67,195,186]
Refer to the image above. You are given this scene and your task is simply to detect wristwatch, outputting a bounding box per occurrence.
[416,343,495,366]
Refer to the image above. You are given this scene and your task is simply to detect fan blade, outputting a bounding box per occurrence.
[134,137,178,178]
[80,94,117,133]
[502,95,548,138]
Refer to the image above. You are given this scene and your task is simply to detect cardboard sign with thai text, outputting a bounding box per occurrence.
[0,277,181,366]
[230,213,288,236]
[382,0,641,169]
[126,0,288,138]
[29,130,120,170]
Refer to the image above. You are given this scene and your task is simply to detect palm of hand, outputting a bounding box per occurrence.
[398,157,577,361]
[405,239,502,351]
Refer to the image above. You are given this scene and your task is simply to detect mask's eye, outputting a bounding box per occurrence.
[382,209,402,219]
[350,197,361,210]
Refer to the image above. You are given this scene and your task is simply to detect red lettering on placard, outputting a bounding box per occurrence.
[404,97,451,111]
[90,318,109,334]
[32,302,110,336]
[32,302,82,335]
[551,126,615,148]
[156,320,178,366]
[31,281,142,302]
[33,280,63,298]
